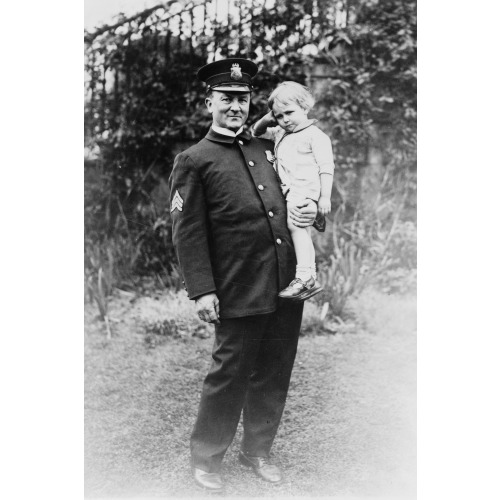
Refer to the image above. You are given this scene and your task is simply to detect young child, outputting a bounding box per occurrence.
[252,81,335,300]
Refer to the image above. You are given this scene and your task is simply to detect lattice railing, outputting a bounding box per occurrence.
[84,0,357,143]
[85,0,352,96]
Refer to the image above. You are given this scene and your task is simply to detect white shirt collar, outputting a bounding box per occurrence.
[291,118,317,133]
[212,124,244,137]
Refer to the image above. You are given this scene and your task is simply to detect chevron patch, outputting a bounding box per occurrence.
[171,190,184,212]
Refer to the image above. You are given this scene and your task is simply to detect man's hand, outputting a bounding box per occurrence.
[289,199,318,228]
[195,293,220,325]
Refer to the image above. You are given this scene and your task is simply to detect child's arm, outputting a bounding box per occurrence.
[311,131,335,215]
[318,174,333,215]
[252,111,278,137]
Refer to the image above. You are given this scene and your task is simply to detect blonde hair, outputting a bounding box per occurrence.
[268,81,315,112]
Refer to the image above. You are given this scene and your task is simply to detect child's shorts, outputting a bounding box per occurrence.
[284,188,319,208]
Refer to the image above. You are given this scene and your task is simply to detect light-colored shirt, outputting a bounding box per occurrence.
[253,119,334,201]
[211,125,244,137]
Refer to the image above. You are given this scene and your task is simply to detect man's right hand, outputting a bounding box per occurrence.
[195,293,220,325]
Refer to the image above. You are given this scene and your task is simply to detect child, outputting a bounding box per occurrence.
[252,81,334,300]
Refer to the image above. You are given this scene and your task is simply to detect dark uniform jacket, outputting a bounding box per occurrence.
[169,127,296,319]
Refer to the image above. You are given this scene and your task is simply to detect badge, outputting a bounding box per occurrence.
[265,150,276,163]
[230,63,242,81]
[171,190,184,212]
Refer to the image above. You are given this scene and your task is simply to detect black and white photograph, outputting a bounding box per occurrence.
[84,0,417,497]
[7,2,500,500]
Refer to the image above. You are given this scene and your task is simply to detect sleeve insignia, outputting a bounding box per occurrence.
[170,190,184,212]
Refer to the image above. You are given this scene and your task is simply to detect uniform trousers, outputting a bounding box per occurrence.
[190,300,304,473]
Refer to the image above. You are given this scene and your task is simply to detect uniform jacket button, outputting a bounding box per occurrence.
[238,140,244,145]
[248,160,255,166]
[268,211,274,218]
[276,238,282,245]
[258,184,264,191]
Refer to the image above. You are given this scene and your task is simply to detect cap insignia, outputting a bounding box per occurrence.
[230,63,243,81]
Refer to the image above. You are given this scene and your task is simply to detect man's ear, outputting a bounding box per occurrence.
[205,96,213,113]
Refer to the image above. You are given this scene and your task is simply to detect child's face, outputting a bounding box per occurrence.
[272,101,309,132]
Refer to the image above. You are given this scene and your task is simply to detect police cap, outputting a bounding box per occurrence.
[197,58,258,93]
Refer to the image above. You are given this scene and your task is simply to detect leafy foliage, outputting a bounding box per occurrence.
[84,0,416,306]
[312,163,416,318]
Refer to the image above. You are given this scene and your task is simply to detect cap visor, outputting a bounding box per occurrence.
[211,85,252,93]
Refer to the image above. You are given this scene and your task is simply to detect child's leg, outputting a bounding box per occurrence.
[287,208,313,281]
[308,228,317,280]
[280,204,322,299]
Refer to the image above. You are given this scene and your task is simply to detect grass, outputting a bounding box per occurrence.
[85,287,416,498]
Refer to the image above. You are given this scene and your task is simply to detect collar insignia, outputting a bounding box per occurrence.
[230,63,243,80]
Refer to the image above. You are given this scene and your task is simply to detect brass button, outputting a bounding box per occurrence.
[268,211,274,218]
[248,161,255,166]
[238,140,243,145]
[276,238,282,245]
[258,185,264,191]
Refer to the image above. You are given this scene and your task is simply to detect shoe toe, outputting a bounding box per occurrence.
[257,463,282,483]
[193,468,224,492]
[278,279,308,298]
[294,283,323,301]
[239,452,283,483]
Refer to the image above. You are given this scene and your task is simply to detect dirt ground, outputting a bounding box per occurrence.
[85,289,416,499]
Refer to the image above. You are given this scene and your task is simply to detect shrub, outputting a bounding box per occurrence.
[85,244,114,339]
[301,299,356,335]
[370,220,417,294]
[313,188,416,321]
[317,239,370,318]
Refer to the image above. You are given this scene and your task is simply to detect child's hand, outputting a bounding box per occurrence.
[263,111,278,127]
[318,196,331,215]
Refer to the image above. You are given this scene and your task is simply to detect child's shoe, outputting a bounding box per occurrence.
[278,277,323,301]
[312,212,326,232]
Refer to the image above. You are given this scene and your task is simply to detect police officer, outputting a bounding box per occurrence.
[169,58,318,492]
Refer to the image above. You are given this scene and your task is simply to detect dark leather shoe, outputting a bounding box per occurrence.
[192,468,224,493]
[278,277,323,301]
[238,452,283,483]
[294,280,323,301]
[313,212,326,232]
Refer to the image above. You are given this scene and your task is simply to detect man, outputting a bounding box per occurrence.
[169,58,318,492]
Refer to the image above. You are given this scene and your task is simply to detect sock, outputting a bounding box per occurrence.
[311,262,317,281]
[295,266,312,282]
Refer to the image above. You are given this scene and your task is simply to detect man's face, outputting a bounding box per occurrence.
[272,101,308,133]
[205,91,250,131]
